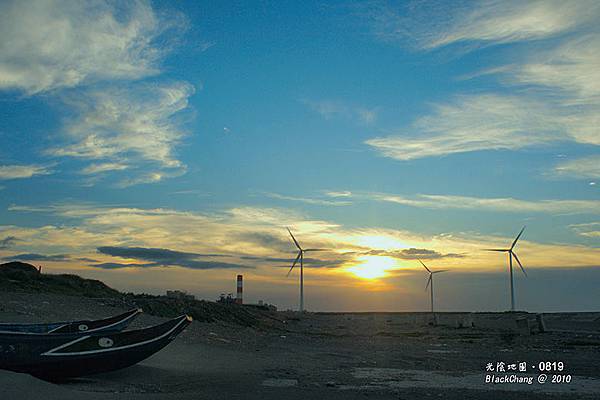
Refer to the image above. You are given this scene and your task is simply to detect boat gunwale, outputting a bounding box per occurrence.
[0,308,143,336]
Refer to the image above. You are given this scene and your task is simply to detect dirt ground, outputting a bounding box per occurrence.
[1,292,599,399]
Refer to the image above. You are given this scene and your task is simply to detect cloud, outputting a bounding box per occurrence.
[264,192,352,207]
[240,255,345,269]
[96,246,253,270]
[3,253,70,262]
[5,202,600,274]
[49,81,194,185]
[359,0,600,50]
[569,222,600,238]
[0,236,19,249]
[363,3,600,162]
[0,164,53,180]
[324,190,353,198]
[552,155,600,179]
[0,0,181,95]
[494,34,600,149]
[363,247,465,260]
[303,99,378,124]
[508,35,600,104]
[365,192,600,215]
[0,1,195,186]
[90,262,160,269]
[424,0,598,49]
[366,94,566,160]
[234,232,293,253]
[80,163,129,175]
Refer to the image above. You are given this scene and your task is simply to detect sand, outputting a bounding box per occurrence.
[1,292,599,399]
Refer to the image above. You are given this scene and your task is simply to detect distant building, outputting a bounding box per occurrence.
[166,290,195,301]
[216,275,277,311]
[217,293,236,304]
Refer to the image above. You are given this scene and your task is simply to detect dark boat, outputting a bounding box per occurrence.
[0,308,142,334]
[0,314,192,380]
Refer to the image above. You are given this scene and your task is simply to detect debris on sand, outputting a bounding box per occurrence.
[261,378,298,387]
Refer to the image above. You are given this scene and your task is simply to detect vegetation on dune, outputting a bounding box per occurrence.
[0,261,120,298]
[0,261,275,327]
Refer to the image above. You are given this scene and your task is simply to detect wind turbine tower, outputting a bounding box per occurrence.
[419,260,448,314]
[485,226,528,312]
[286,228,324,312]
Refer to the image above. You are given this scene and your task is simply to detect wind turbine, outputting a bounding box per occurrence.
[286,228,324,312]
[419,260,448,314]
[485,226,527,312]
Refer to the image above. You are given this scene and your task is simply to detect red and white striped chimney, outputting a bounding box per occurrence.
[236,275,243,304]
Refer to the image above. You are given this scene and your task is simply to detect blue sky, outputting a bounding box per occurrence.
[0,0,598,311]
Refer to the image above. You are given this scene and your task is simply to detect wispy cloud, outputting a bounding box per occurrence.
[0,164,53,180]
[359,0,599,50]
[264,192,352,206]
[0,0,194,187]
[303,99,378,124]
[366,94,564,160]
[324,190,353,198]
[0,0,182,95]
[80,163,129,175]
[507,35,600,105]
[424,0,598,49]
[365,192,600,215]
[363,2,600,164]
[49,81,194,185]
[552,155,600,179]
[569,222,600,238]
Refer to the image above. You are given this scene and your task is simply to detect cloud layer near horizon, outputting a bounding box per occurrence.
[2,203,599,274]
[95,246,254,270]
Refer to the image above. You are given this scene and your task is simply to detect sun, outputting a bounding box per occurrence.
[346,256,397,280]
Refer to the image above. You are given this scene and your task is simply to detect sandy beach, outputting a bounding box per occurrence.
[1,291,599,399]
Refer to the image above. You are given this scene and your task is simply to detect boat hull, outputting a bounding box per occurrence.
[0,315,191,380]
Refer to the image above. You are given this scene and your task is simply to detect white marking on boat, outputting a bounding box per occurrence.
[41,315,189,356]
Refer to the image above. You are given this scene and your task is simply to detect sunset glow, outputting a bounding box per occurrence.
[346,256,398,280]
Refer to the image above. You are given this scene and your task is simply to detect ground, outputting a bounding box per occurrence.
[1,292,599,399]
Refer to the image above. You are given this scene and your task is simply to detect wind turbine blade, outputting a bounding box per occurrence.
[287,227,302,250]
[512,251,527,277]
[287,252,301,276]
[484,248,509,252]
[419,259,431,273]
[304,248,327,252]
[432,269,449,274]
[510,226,526,250]
[425,275,432,291]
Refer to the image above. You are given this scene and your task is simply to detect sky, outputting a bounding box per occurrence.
[0,0,598,312]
